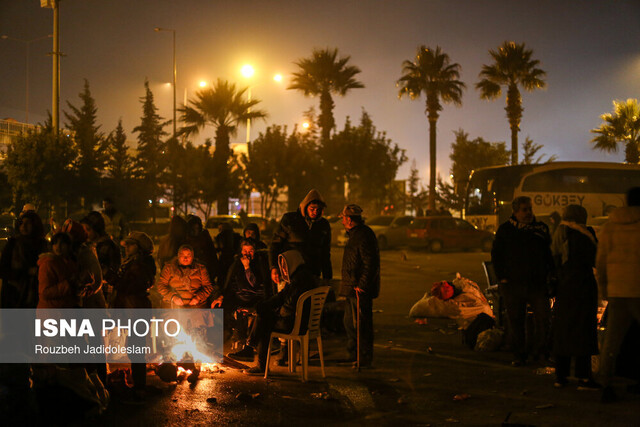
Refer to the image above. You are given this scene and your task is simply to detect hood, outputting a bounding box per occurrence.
[299,189,326,216]
[243,222,261,240]
[278,249,305,283]
[608,206,640,225]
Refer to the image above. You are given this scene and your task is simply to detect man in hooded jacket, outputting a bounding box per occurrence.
[269,189,332,284]
[236,249,317,374]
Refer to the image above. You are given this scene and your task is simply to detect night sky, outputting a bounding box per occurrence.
[1,0,639,184]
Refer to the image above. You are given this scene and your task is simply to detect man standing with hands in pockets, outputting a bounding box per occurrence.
[340,204,380,368]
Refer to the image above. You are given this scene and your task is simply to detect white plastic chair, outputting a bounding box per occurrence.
[264,285,330,382]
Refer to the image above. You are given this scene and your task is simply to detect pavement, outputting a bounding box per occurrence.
[14,248,640,426]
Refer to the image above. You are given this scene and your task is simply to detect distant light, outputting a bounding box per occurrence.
[273,74,283,82]
[148,200,152,204]
[302,122,310,129]
[234,201,240,206]
[241,64,255,78]
[166,82,172,87]
[199,81,207,87]
[159,198,165,204]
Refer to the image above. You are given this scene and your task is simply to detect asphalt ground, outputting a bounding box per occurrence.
[6,248,639,426]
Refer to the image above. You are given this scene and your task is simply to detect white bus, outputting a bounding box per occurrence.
[464,162,640,232]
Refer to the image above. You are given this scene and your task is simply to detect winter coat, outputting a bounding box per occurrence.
[596,206,640,299]
[220,249,272,307]
[156,258,213,307]
[37,253,80,309]
[112,253,156,309]
[215,225,241,283]
[269,190,332,279]
[341,223,381,299]
[551,224,599,356]
[259,250,318,319]
[0,235,48,308]
[491,216,553,288]
[186,229,219,284]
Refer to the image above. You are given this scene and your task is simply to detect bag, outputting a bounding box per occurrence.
[462,313,495,349]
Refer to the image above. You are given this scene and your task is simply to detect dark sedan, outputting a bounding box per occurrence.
[406,216,494,252]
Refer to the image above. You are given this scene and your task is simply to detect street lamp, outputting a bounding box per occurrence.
[154,27,177,138]
[1,34,52,123]
[241,64,255,143]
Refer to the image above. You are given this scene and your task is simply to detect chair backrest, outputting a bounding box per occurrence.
[482,261,498,288]
[289,286,330,337]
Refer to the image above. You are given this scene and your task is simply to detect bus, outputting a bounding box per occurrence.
[464,162,640,232]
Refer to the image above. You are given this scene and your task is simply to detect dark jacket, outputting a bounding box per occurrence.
[269,190,332,279]
[341,223,381,299]
[221,249,273,307]
[186,229,219,284]
[491,216,553,287]
[243,223,267,250]
[113,253,156,309]
[259,250,317,319]
[551,224,599,356]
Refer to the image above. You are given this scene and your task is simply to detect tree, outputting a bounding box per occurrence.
[179,79,266,214]
[521,136,557,164]
[288,48,364,144]
[132,79,169,222]
[322,110,407,213]
[105,119,134,182]
[476,41,546,165]
[398,45,465,211]
[64,79,105,207]
[5,128,76,213]
[591,98,640,163]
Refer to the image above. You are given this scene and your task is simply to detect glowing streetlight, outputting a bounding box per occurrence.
[241,64,255,143]
[302,121,310,129]
[273,73,283,82]
[199,81,207,87]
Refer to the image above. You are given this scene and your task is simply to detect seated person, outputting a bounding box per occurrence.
[156,244,213,308]
[212,239,272,358]
[229,249,317,374]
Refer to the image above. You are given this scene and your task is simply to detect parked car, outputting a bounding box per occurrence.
[327,216,347,246]
[368,215,414,250]
[407,216,494,253]
[205,215,244,238]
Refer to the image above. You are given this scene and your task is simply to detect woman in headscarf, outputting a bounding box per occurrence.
[156,215,188,271]
[550,204,600,389]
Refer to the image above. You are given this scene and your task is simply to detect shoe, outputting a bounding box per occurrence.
[554,378,567,388]
[601,386,619,403]
[228,346,255,361]
[577,379,602,391]
[244,365,265,375]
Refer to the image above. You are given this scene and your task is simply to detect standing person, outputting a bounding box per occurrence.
[61,219,104,308]
[156,244,213,308]
[596,187,640,403]
[113,231,157,403]
[491,196,553,367]
[340,204,380,367]
[185,214,219,284]
[157,216,188,271]
[0,211,49,308]
[243,222,267,250]
[81,211,121,306]
[101,197,127,242]
[269,189,332,284]
[37,232,82,309]
[550,205,600,389]
[238,250,317,374]
[215,222,241,284]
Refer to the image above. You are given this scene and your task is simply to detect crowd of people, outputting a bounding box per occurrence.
[0,189,382,415]
[491,187,640,403]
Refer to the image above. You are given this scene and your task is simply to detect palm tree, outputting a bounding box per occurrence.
[476,41,546,165]
[179,78,266,214]
[288,48,364,143]
[397,45,465,211]
[591,98,640,164]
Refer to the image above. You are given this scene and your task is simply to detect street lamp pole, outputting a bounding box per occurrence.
[1,34,51,123]
[240,64,255,143]
[155,27,176,138]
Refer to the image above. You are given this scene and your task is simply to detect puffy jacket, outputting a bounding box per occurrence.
[341,223,380,299]
[270,190,332,279]
[596,206,640,299]
[37,253,79,309]
[491,217,553,287]
[156,258,213,307]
